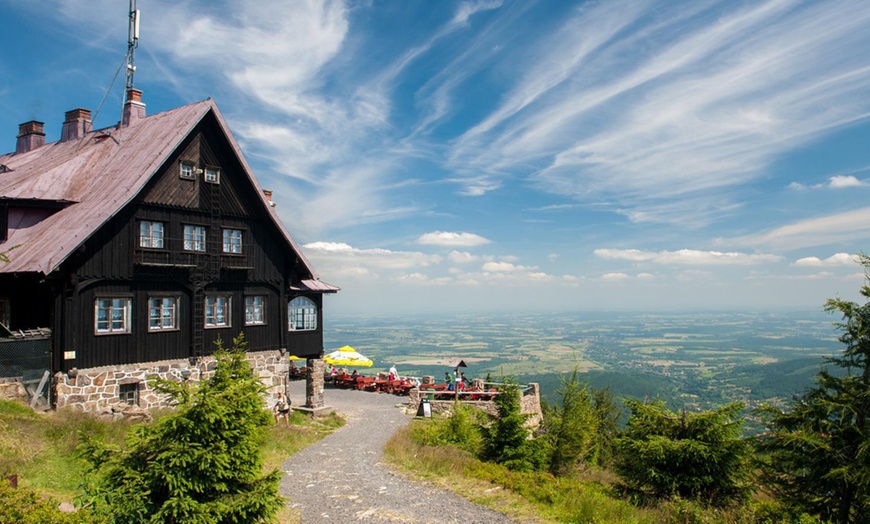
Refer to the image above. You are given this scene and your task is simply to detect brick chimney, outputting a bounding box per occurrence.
[121,88,146,127]
[16,120,46,154]
[263,189,277,207]
[61,108,92,142]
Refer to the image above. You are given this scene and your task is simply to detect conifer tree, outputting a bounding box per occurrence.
[614,400,751,506]
[80,334,282,523]
[544,369,598,476]
[481,378,545,472]
[757,253,870,523]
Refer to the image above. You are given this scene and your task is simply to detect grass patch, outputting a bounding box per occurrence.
[1,397,343,520]
[385,415,789,524]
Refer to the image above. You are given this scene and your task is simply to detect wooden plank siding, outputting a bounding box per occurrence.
[1,100,335,377]
[47,116,325,371]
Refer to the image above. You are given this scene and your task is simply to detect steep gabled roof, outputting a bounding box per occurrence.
[0,99,334,292]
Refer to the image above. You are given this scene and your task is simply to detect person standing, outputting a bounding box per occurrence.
[274,391,291,426]
[445,371,453,391]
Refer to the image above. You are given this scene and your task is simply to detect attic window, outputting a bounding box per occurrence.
[180,162,195,179]
[204,167,220,184]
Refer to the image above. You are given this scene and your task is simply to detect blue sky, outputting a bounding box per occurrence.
[2,0,870,314]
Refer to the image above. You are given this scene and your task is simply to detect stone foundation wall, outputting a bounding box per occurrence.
[53,349,291,413]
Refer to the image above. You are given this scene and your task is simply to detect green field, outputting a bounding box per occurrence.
[324,310,840,417]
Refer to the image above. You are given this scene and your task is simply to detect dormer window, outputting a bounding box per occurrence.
[179,162,195,180]
[204,167,220,184]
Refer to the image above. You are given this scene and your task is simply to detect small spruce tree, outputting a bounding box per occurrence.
[544,369,598,476]
[614,399,752,507]
[79,334,282,523]
[480,377,545,472]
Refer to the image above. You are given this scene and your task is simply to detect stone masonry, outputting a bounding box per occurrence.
[408,382,543,427]
[53,349,294,413]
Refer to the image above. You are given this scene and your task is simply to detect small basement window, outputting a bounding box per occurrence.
[119,382,139,405]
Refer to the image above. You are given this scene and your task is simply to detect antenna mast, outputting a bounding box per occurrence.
[124,0,140,99]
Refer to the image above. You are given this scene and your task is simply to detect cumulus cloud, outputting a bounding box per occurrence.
[302,241,442,272]
[481,261,536,272]
[829,175,864,188]
[448,251,482,264]
[793,252,859,267]
[594,248,781,265]
[788,175,865,190]
[418,231,492,246]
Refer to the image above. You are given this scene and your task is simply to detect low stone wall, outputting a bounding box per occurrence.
[408,383,543,427]
[53,349,290,413]
[0,379,27,402]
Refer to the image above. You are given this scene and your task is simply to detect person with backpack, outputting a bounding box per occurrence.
[274,391,291,426]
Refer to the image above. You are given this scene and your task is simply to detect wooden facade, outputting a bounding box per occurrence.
[0,96,337,380]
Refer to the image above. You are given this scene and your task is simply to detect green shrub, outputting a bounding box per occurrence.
[0,480,94,524]
[79,334,283,523]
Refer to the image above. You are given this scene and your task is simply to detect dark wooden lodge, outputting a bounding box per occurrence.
[0,90,338,389]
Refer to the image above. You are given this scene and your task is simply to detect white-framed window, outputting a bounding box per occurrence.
[288,296,317,331]
[95,297,132,334]
[179,162,195,179]
[139,220,165,249]
[205,295,231,328]
[245,296,266,325]
[148,296,178,331]
[222,228,243,254]
[183,225,207,252]
[204,167,220,184]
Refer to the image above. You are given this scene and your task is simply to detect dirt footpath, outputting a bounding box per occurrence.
[280,381,515,523]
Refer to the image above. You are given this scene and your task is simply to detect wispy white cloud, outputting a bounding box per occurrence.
[446,0,870,223]
[727,207,870,251]
[594,248,782,265]
[418,231,492,246]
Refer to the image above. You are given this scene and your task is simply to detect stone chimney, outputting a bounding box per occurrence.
[61,108,92,142]
[121,88,146,127]
[16,121,46,154]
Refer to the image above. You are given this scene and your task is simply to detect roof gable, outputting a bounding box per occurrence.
[0,100,325,286]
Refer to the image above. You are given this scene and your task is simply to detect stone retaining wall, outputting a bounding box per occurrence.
[408,383,542,427]
[53,349,291,413]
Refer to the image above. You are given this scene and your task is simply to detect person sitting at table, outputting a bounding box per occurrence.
[351,369,359,379]
[389,364,398,381]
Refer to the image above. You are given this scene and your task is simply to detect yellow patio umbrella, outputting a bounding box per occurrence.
[323,345,373,367]
[287,355,306,361]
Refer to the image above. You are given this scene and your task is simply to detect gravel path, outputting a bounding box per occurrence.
[279,381,516,523]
